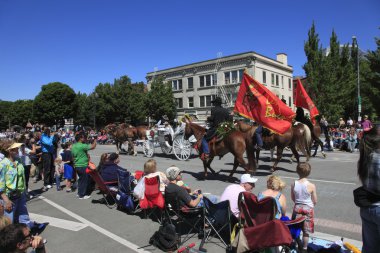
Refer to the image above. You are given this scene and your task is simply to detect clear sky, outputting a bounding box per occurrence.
[0,0,379,101]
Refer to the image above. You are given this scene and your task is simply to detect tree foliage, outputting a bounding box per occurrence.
[303,23,375,123]
[146,77,177,122]
[33,82,77,127]
[364,35,380,118]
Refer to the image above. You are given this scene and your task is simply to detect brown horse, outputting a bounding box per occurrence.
[255,122,312,172]
[104,123,148,154]
[311,124,326,158]
[184,122,257,178]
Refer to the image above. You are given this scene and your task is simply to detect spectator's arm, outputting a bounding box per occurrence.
[89,139,97,150]
[280,194,287,217]
[188,194,202,207]
[310,183,317,205]
[41,135,54,146]
[290,182,295,202]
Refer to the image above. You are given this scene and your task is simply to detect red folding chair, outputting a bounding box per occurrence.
[139,176,165,223]
[88,170,118,209]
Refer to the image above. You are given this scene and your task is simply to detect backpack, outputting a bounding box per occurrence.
[115,191,135,211]
[149,223,179,252]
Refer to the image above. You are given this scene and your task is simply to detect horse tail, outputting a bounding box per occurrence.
[295,123,312,159]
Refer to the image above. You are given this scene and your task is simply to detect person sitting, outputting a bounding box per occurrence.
[345,128,358,153]
[165,166,203,209]
[0,224,47,253]
[100,153,124,185]
[257,175,287,219]
[164,122,174,147]
[254,123,263,150]
[220,174,258,221]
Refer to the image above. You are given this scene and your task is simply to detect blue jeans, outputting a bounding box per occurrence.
[3,192,33,228]
[201,137,209,154]
[75,167,89,198]
[55,174,61,190]
[191,195,218,207]
[360,206,380,253]
[255,125,263,147]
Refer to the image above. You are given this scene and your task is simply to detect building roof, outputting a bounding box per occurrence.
[146,51,293,77]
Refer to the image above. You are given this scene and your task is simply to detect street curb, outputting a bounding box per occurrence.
[313,231,362,250]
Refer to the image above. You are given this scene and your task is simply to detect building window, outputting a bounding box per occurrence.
[224,69,244,84]
[288,78,292,90]
[176,98,183,108]
[263,71,267,84]
[172,79,183,90]
[281,76,284,89]
[199,95,215,107]
[199,74,215,87]
[188,77,193,89]
[188,97,194,108]
[276,75,279,86]
[271,73,275,86]
[288,96,292,106]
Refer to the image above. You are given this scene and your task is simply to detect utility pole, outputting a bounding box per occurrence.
[352,36,361,122]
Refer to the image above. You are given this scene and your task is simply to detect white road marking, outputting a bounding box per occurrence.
[38,196,150,253]
[280,176,356,185]
[29,213,88,232]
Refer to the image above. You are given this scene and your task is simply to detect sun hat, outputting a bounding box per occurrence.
[6,143,23,151]
[166,166,181,181]
[240,174,258,184]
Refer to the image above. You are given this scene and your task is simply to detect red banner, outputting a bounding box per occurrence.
[234,72,295,134]
[294,79,319,124]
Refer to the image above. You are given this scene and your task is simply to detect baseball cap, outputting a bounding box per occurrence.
[240,174,258,184]
[7,143,23,151]
[166,166,181,181]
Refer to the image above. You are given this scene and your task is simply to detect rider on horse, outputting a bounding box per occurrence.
[295,107,314,132]
[201,97,233,160]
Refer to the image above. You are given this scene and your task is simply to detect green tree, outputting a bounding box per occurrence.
[73,92,92,127]
[8,100,34,127]
[364,35,380,119]
[0,100,13,130]
[93,83,116,126]
[33,82,77,127]
[146,77,176,122]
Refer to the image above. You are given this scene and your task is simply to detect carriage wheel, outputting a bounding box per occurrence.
[143,140,154,157]
[173,135,192,161]
[160,144,172,155]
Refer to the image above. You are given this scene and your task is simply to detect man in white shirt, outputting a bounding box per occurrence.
[220,174,258,219]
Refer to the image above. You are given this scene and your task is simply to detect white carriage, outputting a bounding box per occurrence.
[142,125,196,161]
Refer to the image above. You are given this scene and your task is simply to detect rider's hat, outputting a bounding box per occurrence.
[211,97,222,105]
[162,115,169,120]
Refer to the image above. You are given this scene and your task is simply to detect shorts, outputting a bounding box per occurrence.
[64,164,74,180]
[292,204,314,234]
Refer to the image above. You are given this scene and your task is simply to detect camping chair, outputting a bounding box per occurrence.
[164,193,205,246]
[116,168,138,212]
[232,191,292,253]
[198,197,232,252]
[87,170,118,209]
[139,176,165,223]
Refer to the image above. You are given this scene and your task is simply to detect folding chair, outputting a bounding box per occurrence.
[116,168,138,212]
[199,197,232,252]
[164,194,205,246]
[139,176,165,223]
[88,170,118,209]
[232,192,293,253]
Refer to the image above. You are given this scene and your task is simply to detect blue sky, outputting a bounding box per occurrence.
[0,0,379,101]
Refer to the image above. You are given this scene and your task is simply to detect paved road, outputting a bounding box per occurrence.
[27,144,363,252]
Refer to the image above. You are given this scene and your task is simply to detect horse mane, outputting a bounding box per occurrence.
[190,122,206,134]
[235,121,253,133]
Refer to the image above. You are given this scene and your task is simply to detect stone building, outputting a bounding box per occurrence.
[146,51,293,121]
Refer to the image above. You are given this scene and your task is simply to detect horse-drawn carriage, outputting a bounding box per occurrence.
[142,125,197,161]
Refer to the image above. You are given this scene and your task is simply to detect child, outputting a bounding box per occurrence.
[54,157,64,191]
[291,162,318,253]
[62,143,74,192]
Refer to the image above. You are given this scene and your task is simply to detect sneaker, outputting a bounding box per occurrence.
[66,189,72,193]
[42,186,48,192]
[47,185,52,189]
[79,195,91,200]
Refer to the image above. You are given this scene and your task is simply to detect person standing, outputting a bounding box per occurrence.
[40,128,56,191]
[361,115,373,132]
[291,162,317,253]
[201,97,232,160]
[356,125,380,253]
[320,115,332,151]
[0,140,48,234]
[71,132,96,199]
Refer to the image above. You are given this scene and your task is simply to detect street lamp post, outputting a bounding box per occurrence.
[352,36,361,122]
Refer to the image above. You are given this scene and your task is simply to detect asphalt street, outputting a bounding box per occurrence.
[26,144,363,253]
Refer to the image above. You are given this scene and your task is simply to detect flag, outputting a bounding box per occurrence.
[294,79,319,124]
[234,72,295,134]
